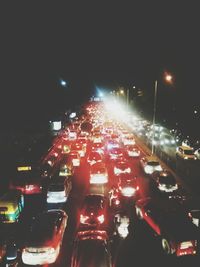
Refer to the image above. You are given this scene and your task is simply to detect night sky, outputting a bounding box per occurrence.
[0,3,199,137]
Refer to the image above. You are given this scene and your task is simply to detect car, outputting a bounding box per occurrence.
[108,147,125,161]
[87,151,103,166]
[180,196,200,228]
[71,230,112,267]
[89,162,108,184]
[47,176,72,204]
[113,160,132,176]
[79,194,108,228]
[109,174,139,209]
[176,145,197,160]
[22,209,67,265]
[68,130,77,140]
[126,145,140,157]
[194,148,200,159]
[91,142,105,154]
[68,151,81,167]
[152,170,178,193]
[105,139,120,150]
[140,155,163,175]
[59,155,74,176]
[5,237,19,264]
[10,167,42,195]
[122,136,136,146]
[91,134,103,143]
[135,197,198,256]
[70,142,86,157]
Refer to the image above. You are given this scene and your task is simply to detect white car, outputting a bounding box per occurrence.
[89,162,108,184]
[47,176,72,203]
[140,156,163,175]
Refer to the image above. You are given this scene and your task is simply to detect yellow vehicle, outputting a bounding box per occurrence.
[0,190,24,223]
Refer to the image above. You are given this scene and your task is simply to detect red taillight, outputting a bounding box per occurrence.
[115,199,120,205]
[177,240,197,256]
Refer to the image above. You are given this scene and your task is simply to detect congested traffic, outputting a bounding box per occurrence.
[0,99,200,267]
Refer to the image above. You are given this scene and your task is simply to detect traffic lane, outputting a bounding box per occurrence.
[113,216,200,267]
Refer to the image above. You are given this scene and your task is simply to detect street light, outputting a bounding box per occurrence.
[59,78,67,87]
[151,72,173,155]
[127,86,136,106]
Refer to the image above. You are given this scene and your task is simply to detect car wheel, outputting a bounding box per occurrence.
[161,238,172,255]
[136,207,143,220]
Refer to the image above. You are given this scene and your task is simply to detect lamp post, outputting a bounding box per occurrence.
[151,73,173,155]
[126,86,136,107]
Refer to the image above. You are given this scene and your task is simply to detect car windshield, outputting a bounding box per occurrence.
[120,179,135,187]
[84,196,104,209]
[184,150,194,155]
[159,176,176,185]
[48,184,64,192]
[148,161,160,166]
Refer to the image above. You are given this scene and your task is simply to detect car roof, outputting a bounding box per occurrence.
[27,210,66,238]
[145,155,159,161]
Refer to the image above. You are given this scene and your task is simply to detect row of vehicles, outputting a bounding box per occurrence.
[1,100,200,266]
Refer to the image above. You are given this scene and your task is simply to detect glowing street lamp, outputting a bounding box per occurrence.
[151,72,174,155]
[165,73,173,84]
[59,78,67,87]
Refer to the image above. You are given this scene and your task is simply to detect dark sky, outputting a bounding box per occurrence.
[0,2,199,133]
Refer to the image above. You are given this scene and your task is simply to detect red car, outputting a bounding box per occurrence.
[87,151,103,166]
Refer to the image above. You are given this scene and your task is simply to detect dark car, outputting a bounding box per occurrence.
[22,209,67,265]
[152,170,178,193]
[10,169,42,195]
[109,174,139,210]
[135,197,199,256]
[71,230,112,267]
[79,194,108,229]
